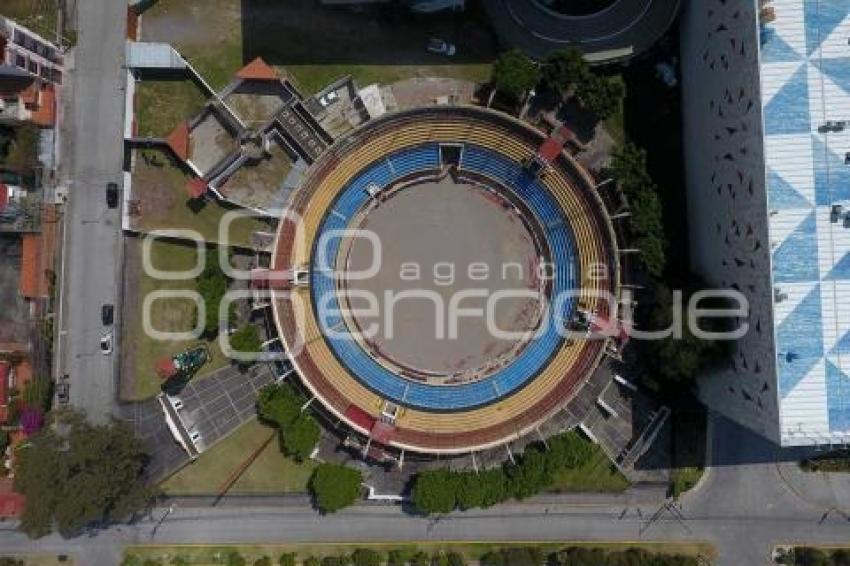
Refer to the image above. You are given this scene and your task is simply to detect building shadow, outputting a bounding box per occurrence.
[240,0,498,67]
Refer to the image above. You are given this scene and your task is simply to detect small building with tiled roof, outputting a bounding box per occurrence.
[236,57,278,81]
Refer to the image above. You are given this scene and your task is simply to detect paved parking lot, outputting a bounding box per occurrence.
[124,397,190,481]
[164,363,278,453]
[123,362,282,481]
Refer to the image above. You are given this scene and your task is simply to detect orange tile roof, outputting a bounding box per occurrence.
[14,360,32,390]
[20,233,44,298]
[127,7,140,41]
[166,121,191,162]
[30,84,55,127]
[0,488,24,519]
[185,177,208,199]
[236,57,278,81]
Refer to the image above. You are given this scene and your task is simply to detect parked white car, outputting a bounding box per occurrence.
[319,90,339,107]
[427,38,456,57]
[99,331,113,355]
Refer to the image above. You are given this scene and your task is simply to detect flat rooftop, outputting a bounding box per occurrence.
[760,0,850,444]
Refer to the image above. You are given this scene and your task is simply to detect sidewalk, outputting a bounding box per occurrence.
[776,459,850,512]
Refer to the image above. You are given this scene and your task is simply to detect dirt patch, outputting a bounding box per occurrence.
[131,149,184,224]
[141,0,240,48]
[219,139,293,210]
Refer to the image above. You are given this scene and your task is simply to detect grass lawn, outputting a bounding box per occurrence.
[549,440,631,493]
[162,419,315,495]
[0,557,73,566]
[0,0,58,41]
[131,149,268,247]
[287,64,493,98]
[127,238,230,399]
[603,97,626,146]
[801,449,850,473]
[135,79,208,139]
[125,541,715,564]
[670,405,707,499]
[141,0,496,95]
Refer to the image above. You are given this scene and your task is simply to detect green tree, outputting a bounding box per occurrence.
[280,414,320,462]
[540,47,588,93]
[309,463,362,514]
[197,249,230,336]
[304,558,320,566]
[2,123,40,173]
[506,448,550,500]
[351,548,381,566]
[22,376,52,413]
[608,143,667,276]
[254,557,272,566]
[491,50,539,101]
[388,549,415,566]
[481,548,543,566]
[639,283,728,389]
[278,553,297,566]
[230,325,262,357]
[445,552,465,566]
[410,552,431,566]
[225,552,246,566]
[258,384,320,462]
[411,469,459,514]
[257,383,303,427]
[575,74,625,120]
[14,412,153,538]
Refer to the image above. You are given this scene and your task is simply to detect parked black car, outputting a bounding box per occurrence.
[101,304,114,326]
[106,182,119,208]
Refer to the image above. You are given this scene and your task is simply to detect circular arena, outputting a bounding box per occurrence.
[271,106,619,454]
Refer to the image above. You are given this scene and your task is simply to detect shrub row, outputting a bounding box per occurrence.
[411,432,596,514]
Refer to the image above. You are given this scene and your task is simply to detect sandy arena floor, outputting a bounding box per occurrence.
[343,176,546,381]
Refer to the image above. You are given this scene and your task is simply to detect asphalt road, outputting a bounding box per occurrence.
[484,0,681,61]
[58,0,127,421]
[0,415,846,565]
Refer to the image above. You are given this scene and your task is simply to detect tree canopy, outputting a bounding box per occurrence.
[230,324,262,354]
[14,412,153,538]
[309,462,362,514]
[540,48,587,93]
[411,432,605,515]
[257,383,321,462]
[636,282,730,391]
[608,143,667,276]
[491,50,539,101]
[575,74,625,120]
[196,248,232,336]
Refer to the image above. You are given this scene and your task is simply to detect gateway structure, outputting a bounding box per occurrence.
[682,0,850,445]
